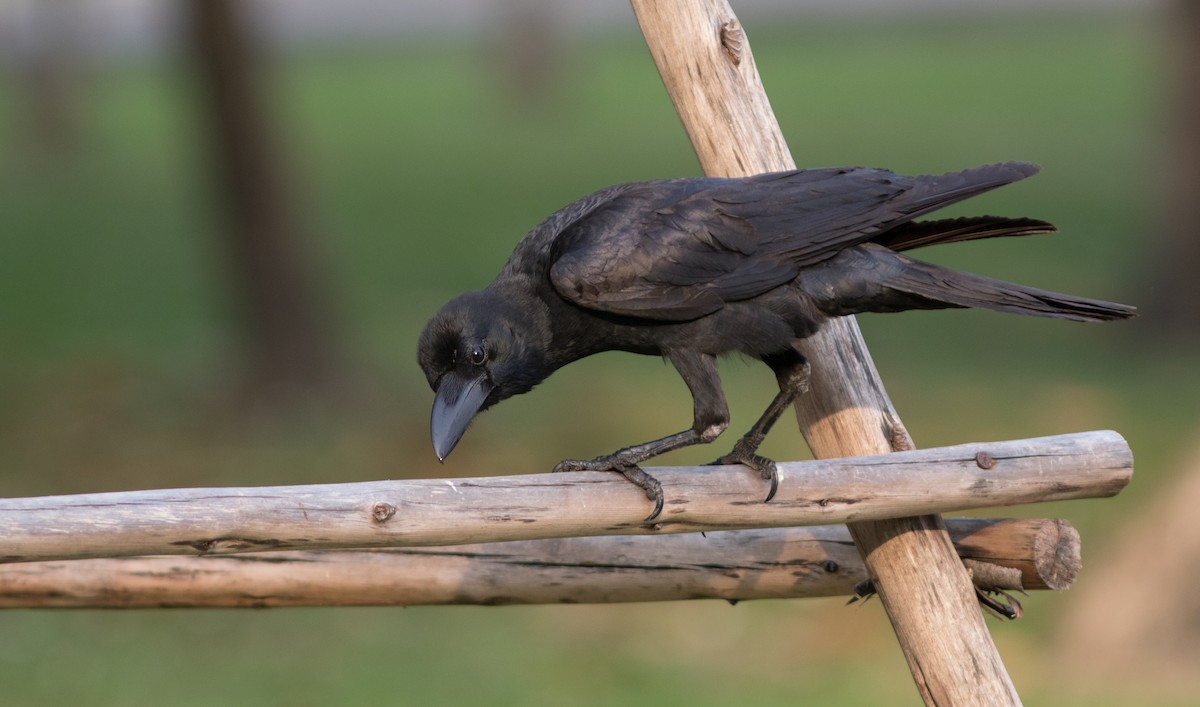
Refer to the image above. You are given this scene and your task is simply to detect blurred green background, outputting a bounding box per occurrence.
[2,2,1198,705]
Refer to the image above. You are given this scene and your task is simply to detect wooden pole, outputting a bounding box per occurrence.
[0,518,1077,608]
[0,431,1130,563]
[629,1,1032,702]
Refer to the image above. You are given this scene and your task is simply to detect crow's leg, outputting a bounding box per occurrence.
[711,342,810,502]
[553,350,728,522]
[552,431,697,522]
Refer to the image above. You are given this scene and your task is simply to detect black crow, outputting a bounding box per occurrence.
[417,163,1134,519]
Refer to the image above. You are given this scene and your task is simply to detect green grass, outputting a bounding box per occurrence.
[1,9,1195,706]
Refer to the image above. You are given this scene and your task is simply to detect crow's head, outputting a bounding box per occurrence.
[417,288,550,461]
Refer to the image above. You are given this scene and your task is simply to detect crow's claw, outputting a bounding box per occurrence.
[711,448,780,503]
[553,458,664,522]
[975,588,1024,620]
[847,577,876,606]
[850,576,1024,619]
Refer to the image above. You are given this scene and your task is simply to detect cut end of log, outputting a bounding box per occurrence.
[1034,518,1082,591]
[947,517,1083,592]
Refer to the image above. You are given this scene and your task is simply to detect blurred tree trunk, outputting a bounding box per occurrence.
[185,0,342,399]
[1145,0,1200,335]
[21,0,82,159]
[490,0,566,108]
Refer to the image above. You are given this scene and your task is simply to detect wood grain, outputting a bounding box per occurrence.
[0,431,1130,563]
[0,518,1077,608]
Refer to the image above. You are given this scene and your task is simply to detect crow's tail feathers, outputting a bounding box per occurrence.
[802,244,1137,323]
[886,256,1137,322]
[865,213,1136,322]
[877,215,1056,252]
[891,162,1041,223]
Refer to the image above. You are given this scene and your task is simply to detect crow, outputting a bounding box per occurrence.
[417,162,1135,520]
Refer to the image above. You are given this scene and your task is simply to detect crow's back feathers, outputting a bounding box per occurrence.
[544,162,1058,321]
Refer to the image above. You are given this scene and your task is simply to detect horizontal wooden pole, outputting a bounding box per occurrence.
[0,431,1130,563]
[0,518,1076,608]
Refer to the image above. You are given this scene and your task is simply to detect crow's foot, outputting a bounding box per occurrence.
[553,457,665,522]
[711,436,780,502]
[975,588,1024,620]
[848,577,1024,620]
[847,577,875,606]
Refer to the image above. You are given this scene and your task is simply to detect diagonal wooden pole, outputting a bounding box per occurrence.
[630,1,1023,703]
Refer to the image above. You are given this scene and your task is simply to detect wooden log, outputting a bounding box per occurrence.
[629,2,1056,703]
[949,517,1081,592]
[0,431,1129,564]
[0,518,1077,608]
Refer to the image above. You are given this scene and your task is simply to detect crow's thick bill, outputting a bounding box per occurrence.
[417,163,1135,520]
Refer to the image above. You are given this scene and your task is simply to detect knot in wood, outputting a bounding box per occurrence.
[719,20,744,66]
[371,502,397,523]
[883,412,914,452]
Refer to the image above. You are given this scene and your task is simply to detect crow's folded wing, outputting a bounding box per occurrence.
[548,163,1038,321]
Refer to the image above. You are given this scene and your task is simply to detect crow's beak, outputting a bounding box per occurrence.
[431,370,494,461]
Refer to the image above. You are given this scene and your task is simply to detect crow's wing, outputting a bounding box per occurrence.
[548,163,1038,321]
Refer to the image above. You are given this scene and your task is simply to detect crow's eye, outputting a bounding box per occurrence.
[469,344,487,366]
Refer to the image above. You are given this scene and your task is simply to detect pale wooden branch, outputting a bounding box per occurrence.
[0,518,1077,608]
[0,431,1129,564]
[629,1,1066,703]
